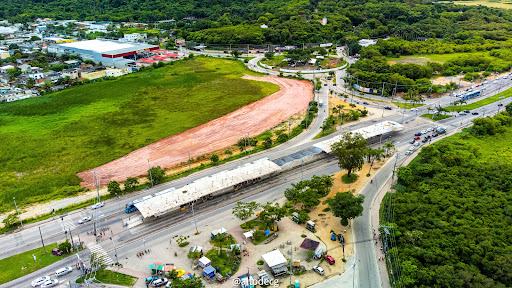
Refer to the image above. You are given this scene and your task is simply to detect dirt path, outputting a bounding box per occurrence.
[77,76,313,188]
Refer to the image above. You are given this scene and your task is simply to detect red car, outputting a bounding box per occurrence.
[324,254,335,265]
[414,136,420,140]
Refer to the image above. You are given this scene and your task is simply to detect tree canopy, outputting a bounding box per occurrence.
[331,132,367,177]
[326,192,364,226]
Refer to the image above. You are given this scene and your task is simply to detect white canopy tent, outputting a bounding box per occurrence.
[134,158,281,218]
[198,256,211,268]
[243,230,254,240]
[262,250,287,268]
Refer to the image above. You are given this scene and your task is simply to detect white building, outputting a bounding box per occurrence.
[358,39,378,47]
[123,33,147,42]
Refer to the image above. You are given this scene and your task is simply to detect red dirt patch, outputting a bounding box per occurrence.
[77,76,313,188]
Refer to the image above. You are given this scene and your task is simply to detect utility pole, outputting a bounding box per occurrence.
[147,159,153,187]
[69,229,74,251]
[381,82,385,97]
[110,237,119,264]
[92,171,100,202]
[13,197,22,228]
[289,246,293,288]
[191,201,199,234]
[39,226,46,254]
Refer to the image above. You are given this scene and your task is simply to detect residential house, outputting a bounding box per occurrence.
[19,64,32,73]
[123,33,147,42]
[62,68,82,79]
[43,71,61,82]
[64,59,81,67]
[0,89,33,102]
[0,65,15,74]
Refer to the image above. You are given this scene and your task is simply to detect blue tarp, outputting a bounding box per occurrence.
[203,265,215,277]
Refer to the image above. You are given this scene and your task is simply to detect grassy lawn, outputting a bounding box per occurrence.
[387,51,496,65]
[393,102,426,109]
[440,0,512,9]
[0,243,74,284]
[0,57,279,212]
[205,249,240,277]
[421,114,453,121]
[445,87,512,112]
[76,270,136,286]
[260,55,286,67]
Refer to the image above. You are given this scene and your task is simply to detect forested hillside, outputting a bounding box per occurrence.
[384,106,512,287]
[4,0,512,45]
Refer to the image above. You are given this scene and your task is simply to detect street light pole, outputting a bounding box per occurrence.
[13,197,22,228]
[191,201,199,234]
[39,226,46,254]
[110,237,119,264]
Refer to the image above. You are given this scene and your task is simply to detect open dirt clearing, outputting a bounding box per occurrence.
[78,76,313,188]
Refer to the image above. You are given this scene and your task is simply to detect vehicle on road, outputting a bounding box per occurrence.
[422,138,428,143]
[414,132,422,136]
[414,142,421,147]
[498,103,504,107]
[414,136,420,140]
[472,112,479,115]
[411,108,418,112]
[91,202,104,209]
[459,112,466,115]
[427,128,433,132]
[145,276,158,284]
[312,266,325,275]
[384,106,392,110]
[152,278,168,287]
[432,133,439,137]
[324,255,335,265]
[405,151,411,155]
[420,130,427,134]
[363,102,369,105]
[55,267,72,277]
[78,216,91,224]
[41,280,59,288]
[463,110,470,113]
[409,139,415,144]
[437,127,447,134]
[409,146,415,151]
[32,276,51,287]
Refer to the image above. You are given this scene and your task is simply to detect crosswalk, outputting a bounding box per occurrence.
[89,244,114,266]
[60,218,76,232]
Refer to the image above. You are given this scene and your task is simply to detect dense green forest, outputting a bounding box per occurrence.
[4,0,512,45]
[383,105,512,287]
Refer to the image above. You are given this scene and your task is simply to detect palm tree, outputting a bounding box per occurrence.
[385,142,395,155]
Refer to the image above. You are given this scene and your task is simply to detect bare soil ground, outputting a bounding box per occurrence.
[78,76,313,189]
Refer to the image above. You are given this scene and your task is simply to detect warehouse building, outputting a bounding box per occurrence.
[47,39,159,68]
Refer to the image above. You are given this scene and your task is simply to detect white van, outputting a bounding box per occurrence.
[55,267,72,277]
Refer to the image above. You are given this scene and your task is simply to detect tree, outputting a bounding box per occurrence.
[107,181,121,196]
[148,166,165,185]
[232,201,260,220]
[58,239,72,253]
[258,202,287,229]
[331,132,367,177]
[210,153,219,165]
[124,177,139,192]
[326,192,365,225]
[385,142,395,155]
[506,102,512,116]
[231,50,241,58]
[30,35,41,41]
[26,77,35,88]
[263,137,272,149]
[168,277,202,288]
[7,67,22,81]
[277,133,288,143]
[297,210,310,224]
[264,51,274,60]
[8,43,18,50]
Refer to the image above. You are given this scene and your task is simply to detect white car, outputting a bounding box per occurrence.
[151,278,168,287]
[41,279,59,288]
[427,128,433,132]
[91,202,104,209]
[55,266,73,277]
[31,276,51,287]
[410,108,418,112]
[78,216,91,224]
[420,130,427,134]
[414,142,421,147]
[409,146,415,151]
[405,151,411,155]
[312,266,325,275]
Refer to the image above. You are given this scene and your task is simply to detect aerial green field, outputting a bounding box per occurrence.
[0,57,279,212]
[440,0,512,9]
[387,51,497,65]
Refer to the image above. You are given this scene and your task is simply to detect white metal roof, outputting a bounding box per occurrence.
[262,250,287,267]
[135,158,281,218]
[313,121,403,153]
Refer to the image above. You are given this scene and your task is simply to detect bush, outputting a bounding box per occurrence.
[341,173,358,184]
[301,234,307,238]
[107,180,121,196]
[322,207,331,212]
[257,260,264,265]
[277,133,288,143]
[58,239,72,253]
[179,241,190,247]
[148,166,165,185]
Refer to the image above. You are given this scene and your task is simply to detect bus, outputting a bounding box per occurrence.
[461,90,480,101]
